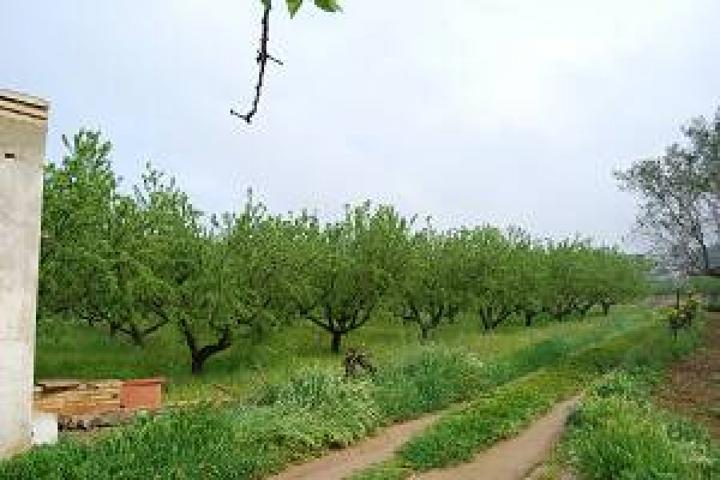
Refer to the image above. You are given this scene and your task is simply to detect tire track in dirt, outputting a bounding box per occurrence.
[414,397,580,480]
[268,413,440,480]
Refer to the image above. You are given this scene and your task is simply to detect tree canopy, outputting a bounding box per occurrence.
[617,107,720,276]
[41,130,648,372]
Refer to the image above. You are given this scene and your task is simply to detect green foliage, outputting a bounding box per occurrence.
[566,372,719,479]
[371,347,486,420]
[371,321,624,422]
[393,326,650,472]
[40,129,650,373]
[689,276,720,296]
[266,0,342,17]
[395,226,471,339]
[659,293,701,339]
[313,0,342,13]
[40,131,165,346]
[355,319,697,478]
[290,203,412,352]
[5,313,644,479]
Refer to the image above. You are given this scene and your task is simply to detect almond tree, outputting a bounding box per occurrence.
[462,227,519,331]
[138,173,295,373]
[40,131,167,345]
[397,227,472,340]
[290,203,411,353]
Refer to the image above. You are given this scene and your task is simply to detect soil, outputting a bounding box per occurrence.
[415,397,580,480]
[267,396,581,480]
[655,312,720,438]
[268,413,440,480]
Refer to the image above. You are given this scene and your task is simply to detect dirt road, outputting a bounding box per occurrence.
[268,413,440,480]
[415,397,580,480]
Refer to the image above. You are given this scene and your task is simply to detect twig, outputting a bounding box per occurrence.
[231,0,280,124]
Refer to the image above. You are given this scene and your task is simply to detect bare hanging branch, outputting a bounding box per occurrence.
[231,1,281,124]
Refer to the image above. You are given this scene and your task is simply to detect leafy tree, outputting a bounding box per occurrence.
[134,167,237,374]
[41,130,115,321]
[591,249,649,316]
[506,230,552,327]
[397,226,471,340]
[40,131,166,345]
[462,227,519,331]
[291,203,411,353]
[616,107,720,276]
[138,173,293,373]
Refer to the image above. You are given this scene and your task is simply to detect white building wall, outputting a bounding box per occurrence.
[0,90,48,458]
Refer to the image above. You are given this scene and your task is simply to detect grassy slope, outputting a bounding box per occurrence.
[562,372,719,479]
[35,308,645,402]
[546,318,720,479]
[351,313,705,479]
[0,309,651,479]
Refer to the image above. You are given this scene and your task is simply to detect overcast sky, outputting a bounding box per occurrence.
[3,0,720,246]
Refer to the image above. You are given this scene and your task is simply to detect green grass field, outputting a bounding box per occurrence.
[35,307,648,402]
[5,305,716,479]
[0,306,669,479]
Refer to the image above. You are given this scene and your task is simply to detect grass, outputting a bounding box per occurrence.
[1,309,648,479]
[546,316,720,479]
[35,308,645,402]
[562,370,719,479]
[352,315,703,479]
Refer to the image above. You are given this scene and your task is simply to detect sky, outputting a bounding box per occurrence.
[3,0,720,247]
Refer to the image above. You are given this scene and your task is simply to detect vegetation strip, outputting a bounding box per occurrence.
[351,322,674,479]
[551,318,719,479]
[0,316,640,479]
[562,371,719,479]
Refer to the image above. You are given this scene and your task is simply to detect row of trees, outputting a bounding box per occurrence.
[40,131,648,373]
[616,107,720,276]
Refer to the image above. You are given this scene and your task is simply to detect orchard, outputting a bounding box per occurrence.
[39,131,649,373]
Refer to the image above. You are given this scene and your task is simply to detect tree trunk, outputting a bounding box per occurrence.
[700,241,710,273]
[109,322,120,337]
[579,302,594,317]
[601,302,612,316]
[330,331,343,353]
[420,325,430,341]
[190,341,232,375]
[191,353,206,375]
[129,328,144,347]
[184,325,233,375]
[481,317,492,332]
[479,307,492,332]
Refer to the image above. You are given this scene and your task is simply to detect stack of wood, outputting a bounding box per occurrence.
[33,380,123,416]
[33,378,164,431]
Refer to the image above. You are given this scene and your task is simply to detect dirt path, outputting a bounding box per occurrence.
[268,413,440,480]
[416,397,580,480]
[656,312,720,438]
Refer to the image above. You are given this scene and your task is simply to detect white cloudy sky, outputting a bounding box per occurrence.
[3,0,720,246]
